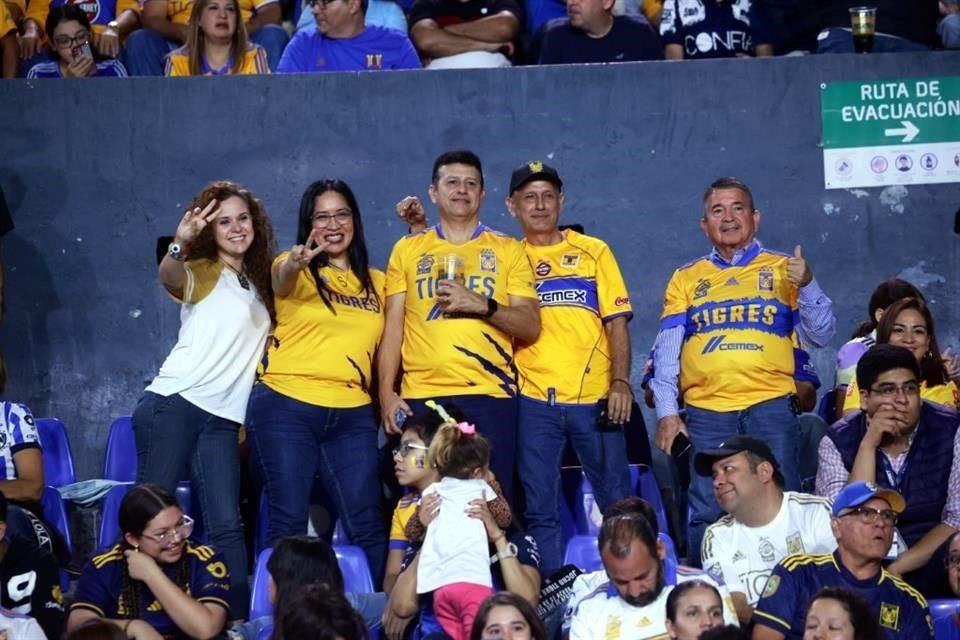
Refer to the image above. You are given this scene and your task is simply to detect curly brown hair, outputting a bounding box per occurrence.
[184,180,276,322]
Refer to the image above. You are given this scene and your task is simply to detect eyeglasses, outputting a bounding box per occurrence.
[867,381,920,398]
[53,30,90,48]
[392,442,429,458]
[142,514,194,546]
[311,211,352,227]
[307,0,341,8]
[840,506,898,525]
[947,554,960,568]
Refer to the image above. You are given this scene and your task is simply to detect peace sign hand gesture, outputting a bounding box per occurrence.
[285,228,331,270]
[174,199,220,246]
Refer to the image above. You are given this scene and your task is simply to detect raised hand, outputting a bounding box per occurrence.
[395,196,427,231]
[124,548,161,582]
[174,199,219,247]
[786,244,813,287]
[943,347,960,382]
[286,228,331,270]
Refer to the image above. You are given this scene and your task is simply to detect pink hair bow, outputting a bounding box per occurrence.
[456,422,476,435]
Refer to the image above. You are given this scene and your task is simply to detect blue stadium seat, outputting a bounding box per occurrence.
[335,545,375,593]
[629,464,670,537]
[36,418,76,487]
[98,483,133,549]
[563,532,679,576]
[103,416,136,481]
[250,547,273,621]
[40,486,73,590]
[930,599,960,640]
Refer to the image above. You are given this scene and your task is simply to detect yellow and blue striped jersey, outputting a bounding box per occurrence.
[384,224,537,399]
[660,243,798,412]
[261,257,385,408]
[516,230,632,404]
[165,44,270,76]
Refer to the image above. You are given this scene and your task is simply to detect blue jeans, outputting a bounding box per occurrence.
[121,24,289,75]
[132,391,249,616]
[245,383,386,582]
[685,394,800,566]
[406,395,518,505]
[815,28,930,53]
[516,396,631,575]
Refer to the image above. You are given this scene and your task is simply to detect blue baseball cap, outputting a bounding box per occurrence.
[831,481,905,517]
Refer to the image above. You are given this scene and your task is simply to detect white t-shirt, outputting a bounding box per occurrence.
[147,260,271,423]
[0,608,47,640]
[417,477,496,593]
[566,567,738,640]
[701,491,836,606]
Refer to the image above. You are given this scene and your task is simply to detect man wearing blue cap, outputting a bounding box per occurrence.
[752,481,931,639]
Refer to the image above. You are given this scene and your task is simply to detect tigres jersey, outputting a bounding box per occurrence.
[660,243,798,411]
[144,0,275,26]
[261,258,384,408]
[516,230,632,404]
[25,0,140,38]
[384,224,537,399]
[72,542,230,638]
[753,551,931,640]
[165,44,269,76]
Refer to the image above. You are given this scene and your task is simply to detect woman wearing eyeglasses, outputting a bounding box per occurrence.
[245,179,387,582]
[841,296,958,416]
[66,484,231,640]
[26,5,128,78]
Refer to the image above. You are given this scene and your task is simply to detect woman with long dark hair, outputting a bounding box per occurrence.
[26,5,127,78]
[164,0,269,76]
[132,180,275,617]
[246,178,386,580]
[803,587,882,640]
[67,484,231,639]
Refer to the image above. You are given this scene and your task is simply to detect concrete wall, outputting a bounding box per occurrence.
[2,51,958,478]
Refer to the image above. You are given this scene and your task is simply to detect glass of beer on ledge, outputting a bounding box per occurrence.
[849,6,877,53]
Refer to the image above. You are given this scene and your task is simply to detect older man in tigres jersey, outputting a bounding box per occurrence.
[650,176,836,566]
[381,150,540,503]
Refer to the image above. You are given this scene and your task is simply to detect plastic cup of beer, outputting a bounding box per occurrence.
[437,253,464,284]
[849,6,877,53]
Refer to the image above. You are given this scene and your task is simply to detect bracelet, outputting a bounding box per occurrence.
[611,378,633,391]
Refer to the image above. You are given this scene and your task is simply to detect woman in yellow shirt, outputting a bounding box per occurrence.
[844,296,958,414]
[164,0,268,76]
[245,179,386,583]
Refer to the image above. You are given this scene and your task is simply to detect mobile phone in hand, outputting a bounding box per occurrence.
[670,432,692,459]
[72,42,93,60]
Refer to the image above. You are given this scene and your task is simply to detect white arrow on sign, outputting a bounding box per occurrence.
[884,120,919,143]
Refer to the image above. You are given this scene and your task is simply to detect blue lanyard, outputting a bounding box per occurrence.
[879,451,909,490]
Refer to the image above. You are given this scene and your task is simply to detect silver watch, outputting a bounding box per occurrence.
[168,242,186,261]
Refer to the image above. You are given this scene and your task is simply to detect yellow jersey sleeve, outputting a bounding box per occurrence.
[386,225,534,399]
[515,231,631,404]
[672,248,799,412]
[164,47,189,76]
[260,255,384,408]
[163,0,193,25]
[235,0,255,22]
[0,2,15,38]
[238,44,269,74]
[388,493,419,550]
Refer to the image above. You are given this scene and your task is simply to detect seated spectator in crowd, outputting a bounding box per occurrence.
[665,579,726,640]
[122,0,286,75]
[278,0,420,72]
[696,436,835,625]
[564,498,738,640]
[804,587,883,640]
[834,279,924,420]
[408,0,520,69]
[946,531,960,597]
[752,481,931,640]
[294,0,407,34]
[807,0,939,53]
[19,0,139,65]
[67,484,231,639]
[27,6,129,77]
[470,592,546,640]
[842,297,958,416]
[165,0,269,75]
[0,490,65,640]
[273,584,369,640]
[941,0,960,48]
[818,345,960,589]
[232,536,385,639]
[1,3,15,78]
[537,0,662,64]
[659,0,774,59]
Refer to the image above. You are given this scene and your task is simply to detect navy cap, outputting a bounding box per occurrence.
[693,435,784,485]
[509,160,563,194]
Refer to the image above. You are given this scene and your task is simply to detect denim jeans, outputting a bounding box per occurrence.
[245,383,386,582]
[516,396,631,574]
[685,394,800,566]
[406,395,518,505]
[132,391,249,616]
[121,24,289,76]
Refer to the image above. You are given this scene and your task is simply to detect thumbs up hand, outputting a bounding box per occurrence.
[787,244,813,287]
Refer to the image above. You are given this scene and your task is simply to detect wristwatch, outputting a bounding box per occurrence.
[490,542,518,563]
[167,242,186,262]
[105,19,120,34]
[484,297,498,318]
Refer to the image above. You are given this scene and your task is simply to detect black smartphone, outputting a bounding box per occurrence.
[671,432,692,459]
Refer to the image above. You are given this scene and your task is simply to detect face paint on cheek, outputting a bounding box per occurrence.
[415,455,425,469]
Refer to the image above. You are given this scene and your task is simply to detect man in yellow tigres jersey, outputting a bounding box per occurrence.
[650,177,836,565]
[505,160,634,575]
[380,150,541,502]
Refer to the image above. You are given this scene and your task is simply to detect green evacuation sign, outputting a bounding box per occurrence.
[820,77,960,189]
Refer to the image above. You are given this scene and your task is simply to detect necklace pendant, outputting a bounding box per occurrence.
[237,273,250,290]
